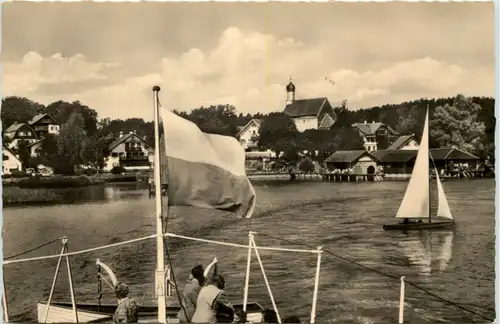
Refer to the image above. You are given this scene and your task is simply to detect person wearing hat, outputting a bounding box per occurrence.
[113,282,139,323]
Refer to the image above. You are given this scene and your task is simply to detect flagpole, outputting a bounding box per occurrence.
[153,85,167,323]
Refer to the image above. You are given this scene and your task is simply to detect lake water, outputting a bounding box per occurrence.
[2,180,495,323]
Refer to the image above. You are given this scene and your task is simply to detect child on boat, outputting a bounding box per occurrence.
[113,282,139,323]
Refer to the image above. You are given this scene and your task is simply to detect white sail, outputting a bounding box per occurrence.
[435,168,454,220]
[396,109,430,219]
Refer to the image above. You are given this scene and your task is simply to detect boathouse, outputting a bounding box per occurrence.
[324,150,378,174]
[371,150,417,174]
[429,148,481,170]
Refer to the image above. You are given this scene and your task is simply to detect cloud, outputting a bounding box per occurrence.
[2,27,494,121]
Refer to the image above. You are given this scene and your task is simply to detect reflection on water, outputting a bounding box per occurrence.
[398,229,455,276]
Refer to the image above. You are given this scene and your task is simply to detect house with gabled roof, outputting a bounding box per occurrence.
[324,150,378,174]
[103,131,154,172]
[3,122,38,150]
[27,113,60,138]
[351,121,399,152]
[283,79,337,132]
[236,119,262,151]
[2,145,23,175]
[387,134,420,150]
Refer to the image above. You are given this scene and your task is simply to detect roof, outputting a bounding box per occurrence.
[352,122,399,136]
[26,138,46,148]
[387,135,416,150]
[373,148,480,163]
[324,150,376,164]
[283,98,328,118]
[2,145,22,163]
[4,123,30,133]
[108,133,152,151]
[430,148,479,160]
[236,119,262,138]
[27,113,58,125]
[372,150,418,163]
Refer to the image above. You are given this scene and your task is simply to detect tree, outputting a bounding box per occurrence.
[45,100,99,136]
[1,96,44,128]
[32,134,60,169]
[186,105,239,136]
[430,94,486,155]
[258,112,298,153]
[15,140,33,168]
[57,113,88,173]
[331,127,365,151]
[298,157,315,173]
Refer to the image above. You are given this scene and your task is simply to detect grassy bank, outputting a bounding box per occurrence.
[2,187,65,206]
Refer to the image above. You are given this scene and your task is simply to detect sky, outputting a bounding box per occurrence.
[1,2,495,121]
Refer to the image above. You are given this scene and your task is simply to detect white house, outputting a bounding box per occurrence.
[283,80,337,132]
[387,134,420,150]
[2,146,23,175]
[103,131,154,172]
[236,119,262,151]
[27,113,60,138]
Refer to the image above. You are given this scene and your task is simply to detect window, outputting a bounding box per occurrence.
[19,131,25,136]
[27,131,32,136]
[3,155,8,161]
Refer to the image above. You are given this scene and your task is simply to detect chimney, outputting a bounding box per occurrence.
[143,135,147,141]
[129,131,134,135]
[372,121,375,124]
[119,131,124,138]
[364,120,367,125]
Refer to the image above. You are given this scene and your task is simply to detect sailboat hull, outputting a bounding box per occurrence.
[383,221,454,230]
[37,301,265,323]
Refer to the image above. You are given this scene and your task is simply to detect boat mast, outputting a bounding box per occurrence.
[427,104,431,224]
[153,86,167,323]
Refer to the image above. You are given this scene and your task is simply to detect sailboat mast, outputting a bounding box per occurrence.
[427,104,431,224]
[152,86,167,323]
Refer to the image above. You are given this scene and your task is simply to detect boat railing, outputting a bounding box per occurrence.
[3,231,324,324]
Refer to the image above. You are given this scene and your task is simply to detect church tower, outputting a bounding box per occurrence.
[286,78,295,105]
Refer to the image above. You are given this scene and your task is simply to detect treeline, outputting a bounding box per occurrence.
[1,93,494,173]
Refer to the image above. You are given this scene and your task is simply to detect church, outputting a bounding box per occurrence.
[282,79,337,132]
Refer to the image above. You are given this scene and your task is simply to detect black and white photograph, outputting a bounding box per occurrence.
[1,2,496,324]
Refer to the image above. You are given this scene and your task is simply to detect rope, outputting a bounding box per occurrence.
[4,236,66,260]
[3,234,157,265]
[256,232,494,322]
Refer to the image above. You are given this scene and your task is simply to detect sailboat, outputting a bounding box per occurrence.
[2,86,324,323]
[383,107,455,230]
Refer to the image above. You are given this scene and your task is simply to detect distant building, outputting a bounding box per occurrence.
[3,123,38,150]
[27,138,46,157]
[283,79,337,132]
[236,119,262,152]
[372,148,481,174]
[324,150,378,174]
[104,131,154,172]
[27,113,60,138]
[351,121,399,152]
[2,146,23,175]
[387,134,420,150]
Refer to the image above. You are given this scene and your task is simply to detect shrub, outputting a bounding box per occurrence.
[298,158,315,173]
[16,175,101,189]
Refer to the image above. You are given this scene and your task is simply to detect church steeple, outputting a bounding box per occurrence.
[286,77,295,105]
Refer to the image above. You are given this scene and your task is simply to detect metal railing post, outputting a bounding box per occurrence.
[310,246,323,324]
[251,236,282,324]
[63,238,79,323]
[399,276,406,324]
[43,239,66,323]
[242,231,254,313]
[3,279,9,323]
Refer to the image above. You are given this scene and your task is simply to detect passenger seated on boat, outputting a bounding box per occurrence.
[178,264,206,323]
[191,274,234,323]
[261,309,278,323]
[113,282,139,324]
